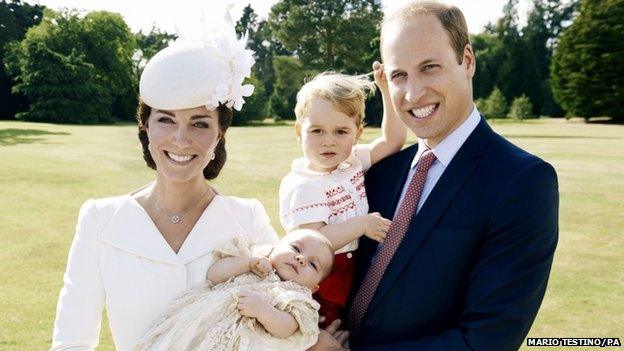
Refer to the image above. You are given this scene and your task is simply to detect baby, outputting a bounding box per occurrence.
[135,229,334,351]
[279,66,406,326]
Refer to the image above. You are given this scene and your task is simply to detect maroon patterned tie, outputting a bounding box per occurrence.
[349,149,437,337]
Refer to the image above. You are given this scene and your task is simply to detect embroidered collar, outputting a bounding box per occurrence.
[291,154,357,176]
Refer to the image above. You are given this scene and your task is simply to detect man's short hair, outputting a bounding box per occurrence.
[381,1,470,64]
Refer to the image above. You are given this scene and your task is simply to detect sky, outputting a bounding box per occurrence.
[23,0,531,36]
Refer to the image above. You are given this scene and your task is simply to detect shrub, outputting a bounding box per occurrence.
[507,95,534,120]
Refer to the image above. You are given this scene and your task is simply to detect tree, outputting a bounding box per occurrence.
[0,0,44,119]
[6,9,137,123]
[472,31,505,100]
[11,40,112,122]
[268,0,382,73]
[235,5,270,124]
[551,0,624,120]
[493,0,541,108]
[134,26,177,73]
[522,0,578,116]
[233,72,267,125]
[508,94,534,119]
[269,56,316,120]
[482,87,509,118]
[267,0,383,124]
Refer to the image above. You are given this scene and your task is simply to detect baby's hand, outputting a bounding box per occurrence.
[363,212,391,243]
[373,61,389,95]
[249,256,271,278]
[237,291,271,318]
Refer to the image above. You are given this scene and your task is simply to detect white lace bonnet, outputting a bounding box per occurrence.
[139,8,255,111]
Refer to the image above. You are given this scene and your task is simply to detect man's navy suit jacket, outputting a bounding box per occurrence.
[350,118,559,350]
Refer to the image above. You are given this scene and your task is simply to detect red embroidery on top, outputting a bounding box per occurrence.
[350,171,364,184]
[287,202,329,216]
[325,186,346,198]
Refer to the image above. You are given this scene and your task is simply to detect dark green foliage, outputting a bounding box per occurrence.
[472,32,505,101]
[233,5,273,125]
[267,0,384,125]
[0,0,44,119]
[233,72,267,125]
[482,87,509,118]
[508,94,534,119]
[12,42,111,123]
[522,0,577,116]
[6,9,137,123]
[134,27,177,73]
[473,0,577,117]
[492,0,540,112]
[551,0,624,120]
[269,56,316,120]
[268,0,382,73]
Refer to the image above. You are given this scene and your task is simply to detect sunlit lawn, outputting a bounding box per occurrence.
[1,118,623,350]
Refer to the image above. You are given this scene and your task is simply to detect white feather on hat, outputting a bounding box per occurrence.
[139,7,255,111]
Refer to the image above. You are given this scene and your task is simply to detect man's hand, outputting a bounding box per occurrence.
[249,256,271,278]
[307,319,349,351]
[237,290,271,318]
[363,212,391,243]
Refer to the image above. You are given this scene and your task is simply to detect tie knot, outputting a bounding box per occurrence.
[417,149,436,172]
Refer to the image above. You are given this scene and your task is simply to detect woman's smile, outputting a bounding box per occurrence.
[164,150,197,164]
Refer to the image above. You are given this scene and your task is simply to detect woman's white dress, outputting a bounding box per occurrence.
[51,193,279,351]
[135,238,320,351]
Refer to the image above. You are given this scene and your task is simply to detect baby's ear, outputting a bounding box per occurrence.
[311,285,319,293]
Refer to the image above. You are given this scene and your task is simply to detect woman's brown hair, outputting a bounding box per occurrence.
[136,101,233,180]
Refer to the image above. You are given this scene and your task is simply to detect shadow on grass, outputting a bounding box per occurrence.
[504,134,621,140]
[0,128,70,146]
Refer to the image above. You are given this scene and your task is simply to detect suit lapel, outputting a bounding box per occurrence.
[383,144,419,217]
[367,118,494,314]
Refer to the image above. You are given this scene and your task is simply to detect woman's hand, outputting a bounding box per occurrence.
[249,256,271,278]
[363,212,391,243]
[237,291,271,318]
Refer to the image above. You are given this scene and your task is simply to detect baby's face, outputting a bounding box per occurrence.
[269,230,334,291]
[297,97,361,173]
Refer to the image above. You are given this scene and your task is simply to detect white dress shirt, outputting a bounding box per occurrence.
[395,105,481,215]
[51,194,278,351]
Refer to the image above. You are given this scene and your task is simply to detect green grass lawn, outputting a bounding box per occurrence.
[1,119,623,350]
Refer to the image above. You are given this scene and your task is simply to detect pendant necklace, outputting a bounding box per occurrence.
[150,187,211,224]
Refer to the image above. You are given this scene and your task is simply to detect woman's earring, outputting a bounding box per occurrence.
[210,151,216,161]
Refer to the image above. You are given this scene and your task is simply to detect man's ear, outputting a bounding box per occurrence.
[463,44,476,79]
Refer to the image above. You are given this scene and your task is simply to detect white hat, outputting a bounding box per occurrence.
[139,12,255,111]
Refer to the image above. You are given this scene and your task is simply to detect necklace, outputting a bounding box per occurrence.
[150,187,211,224]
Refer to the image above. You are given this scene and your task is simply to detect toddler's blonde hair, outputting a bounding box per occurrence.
[295,72,376,129]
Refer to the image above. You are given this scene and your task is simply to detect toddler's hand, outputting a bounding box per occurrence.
[373,61,389,95]
[249,256,271,278]
[237,290,270,318]
[363,212,391,243]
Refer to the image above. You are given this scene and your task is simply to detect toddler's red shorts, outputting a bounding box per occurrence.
[313,251,357,329]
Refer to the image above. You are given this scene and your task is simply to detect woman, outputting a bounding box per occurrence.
[50,17,278,351]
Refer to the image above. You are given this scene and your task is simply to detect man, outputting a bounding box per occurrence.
[310,1,558,350]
